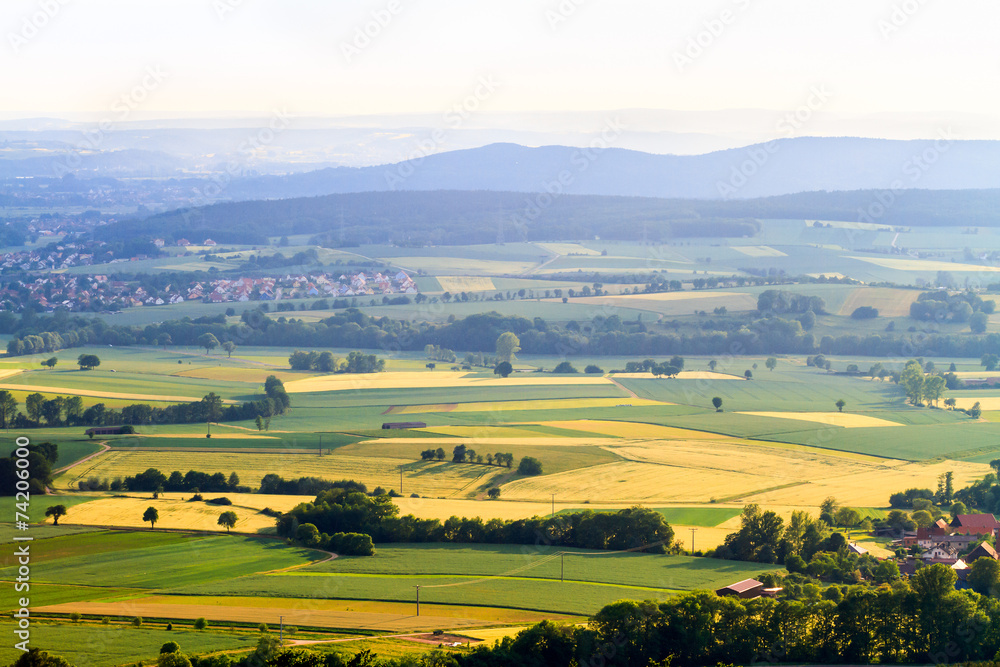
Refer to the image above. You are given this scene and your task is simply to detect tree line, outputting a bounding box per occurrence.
[277,486,676,553]
[0,377,289,431]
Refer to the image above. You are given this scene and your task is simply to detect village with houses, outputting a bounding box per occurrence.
[0,269,417,313]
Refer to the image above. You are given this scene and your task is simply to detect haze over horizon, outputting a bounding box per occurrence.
[3,0,999,155]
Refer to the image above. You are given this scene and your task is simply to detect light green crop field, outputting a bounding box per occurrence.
[0,532,324,589]
[0,622,259,667]
[173,543,782,614]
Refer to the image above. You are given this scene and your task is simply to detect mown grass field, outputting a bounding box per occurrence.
[0,622,259,667]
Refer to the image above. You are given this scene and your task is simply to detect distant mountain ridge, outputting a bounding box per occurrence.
[225,137,1000,200]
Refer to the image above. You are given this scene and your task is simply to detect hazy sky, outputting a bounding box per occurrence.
[2,0,997,123]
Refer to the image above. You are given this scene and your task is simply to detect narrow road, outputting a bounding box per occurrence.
[608,377,640,400]
[52,442,111,475]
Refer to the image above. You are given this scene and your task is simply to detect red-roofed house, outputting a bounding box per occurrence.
[715,579,782,600]
[951,514,1000,538]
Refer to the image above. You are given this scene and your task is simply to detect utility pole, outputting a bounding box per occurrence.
[690,528,698,555]
[415,586,421,616]
[318,433,322,456]
[279,615,283,643]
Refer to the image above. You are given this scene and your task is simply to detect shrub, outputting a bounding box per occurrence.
[189,494,204,502]
[205,497,232,506]
[132,617,143,627]
[70,613,81,623]
[517,457,543,476]
[160,642,180,654]
[584,365,604,374]
[258,623,269,633]
[552,361,578,374]
[101,617,111,625]
[193,617,208,630]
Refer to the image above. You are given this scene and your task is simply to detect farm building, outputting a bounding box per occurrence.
[950,514,1000,538]
[966,542,999,563]
[715,579,782,600]
[85,426,134,436]
[382,422,427,430]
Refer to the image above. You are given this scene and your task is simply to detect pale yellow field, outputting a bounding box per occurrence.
[420,425,562,439]
[59,495,280,532]
[173,367,309,383]
[385,257,539,276]
[436,276,497,292]
[848,256,1000,272]
[386,397,666,415]
[806,220,892,231]
[536,243,603,256]
[37,600,497,632]
[745,460,990,507]
[0,383,230,404]
[737,411,902,428]
[953,397,1000,410]
[137,433,281,439]
[537,420,727,440]
[283,371,614,393]
[359,436,619,447]
[611,371,742,380]
[731,245,787,257]
[598,291,749,303]
[58,450,507,499]
[836,287,921,318]
[0,369,24,380]
[499,439,989,507]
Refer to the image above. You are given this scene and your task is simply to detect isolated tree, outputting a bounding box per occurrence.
[197,333,220,355]
[765,357,777,371]
[969,401,983,419]
[41,357,58,368]
[518,456,543,476]
[487,487,501,499]
[971,311,989,334]
[708,359,718,371]
[222,341,236,358]
[495,332,521,364]
[201,392,223,423]
[435,447,445,461]
[835,399,846,413]
[193,617,208,631]
[77,354,100,370]
[494,361,513,378]
[712,397,723,412]
[143,506,159,529]
[744,370,753,380]
[982,353,999,372]
[217,511,238,533]
[45,505,67,525]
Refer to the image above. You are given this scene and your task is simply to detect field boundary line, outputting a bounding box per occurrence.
[53,442,111,475]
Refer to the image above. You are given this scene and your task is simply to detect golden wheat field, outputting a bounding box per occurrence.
[535,243,603,256]
[435,276,497,292]
[848,256,1000,272]
[173,367,309,383]
[385,397,666,415]
[58,495,280,532]
[283,371,614,393]
[537,420,730,439]
[731,246,787,257]
[0,383,216,403]
[836,287,922,318]
[952,397,1000,410]
[610,371,742,380]
[737,411,902,428]
[58,450,508,498]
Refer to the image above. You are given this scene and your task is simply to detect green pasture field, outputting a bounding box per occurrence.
[557,506,741,527]
[0,533,323,589]
[175,544,781,614]
[617,372,905,412]
[334,440,622,476]
[0,493,101,528]
[0,523,105,544]
[0,621,258,667]
[759,422,1000,461]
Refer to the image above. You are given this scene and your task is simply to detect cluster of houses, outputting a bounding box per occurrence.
[0,270,418,312]
[189,271,417,304]
[0,240,101,272]
[716,514,1000,600]
[896,513,1000,583]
